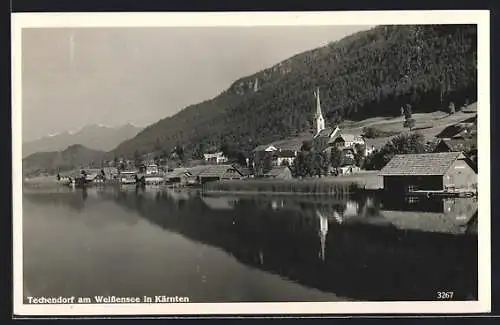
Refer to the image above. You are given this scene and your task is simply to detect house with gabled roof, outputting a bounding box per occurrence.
[197,164,245,184]
[203,151,228,164]
[330,134,365,149]
[379,152,477,194]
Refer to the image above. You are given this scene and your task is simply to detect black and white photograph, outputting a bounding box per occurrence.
[12,11,490,316]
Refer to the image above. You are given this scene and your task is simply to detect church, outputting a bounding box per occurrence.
[311,87,341,151]
[251,87,370,173]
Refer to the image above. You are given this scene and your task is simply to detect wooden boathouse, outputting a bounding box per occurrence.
[379,152,477,196]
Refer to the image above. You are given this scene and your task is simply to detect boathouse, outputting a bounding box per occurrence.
[197,164,245,184]
[164,168,190,185]
[379,152,477,194]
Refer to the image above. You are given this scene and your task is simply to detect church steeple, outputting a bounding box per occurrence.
[314,87,325,135]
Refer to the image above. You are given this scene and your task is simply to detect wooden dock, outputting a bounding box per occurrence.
[407,190,476,198]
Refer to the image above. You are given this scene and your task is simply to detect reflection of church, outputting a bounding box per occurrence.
[317,211,329,262]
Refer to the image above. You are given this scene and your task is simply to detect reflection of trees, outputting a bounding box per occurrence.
[24,190,87,212]
[104,190,477,301]
[25,188,478,301]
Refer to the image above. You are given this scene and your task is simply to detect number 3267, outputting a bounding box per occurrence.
[437,291,454,299]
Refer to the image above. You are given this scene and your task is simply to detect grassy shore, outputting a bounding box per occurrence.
[203,171,382,195]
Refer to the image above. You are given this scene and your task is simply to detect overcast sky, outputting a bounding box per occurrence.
[21,26,372,141]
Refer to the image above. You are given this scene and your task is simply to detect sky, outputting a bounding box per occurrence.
[21,26,372,141]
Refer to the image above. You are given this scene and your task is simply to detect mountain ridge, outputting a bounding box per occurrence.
[23,123,142,158]
[23,24,477,173]
[23,144,106,176]
[108,24,477,160]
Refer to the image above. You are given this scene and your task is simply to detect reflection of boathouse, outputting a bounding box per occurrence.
[377,196,478,235]
[201,196,239,210]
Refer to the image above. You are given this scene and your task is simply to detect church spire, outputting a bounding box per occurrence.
[313,87,325,135]
[315,87,323,118]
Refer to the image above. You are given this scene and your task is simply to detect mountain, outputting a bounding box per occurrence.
[22,144,106,176]
[109,24,477,160]
[23,123,142,158]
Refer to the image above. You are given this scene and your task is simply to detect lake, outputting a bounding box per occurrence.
[22,186,478,302]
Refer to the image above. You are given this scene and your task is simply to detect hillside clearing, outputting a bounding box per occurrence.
[341,103,477,142]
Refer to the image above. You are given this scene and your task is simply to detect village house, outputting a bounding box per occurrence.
[331,134,366,150]
[337,164,361,176]
[312,126,341,151]
[165,164,247,185]
[433,138,478,173]
[252,139,303,174]
[145,163,159,175]
[184,165,212,185]
[379,152,477,194]
[197,164,246,184]
[119,171,138,184]
[275,150,297,166]
[433,138,477,154]
[203,151,229,164]
[363,139,381,156]
[102,167,119,179]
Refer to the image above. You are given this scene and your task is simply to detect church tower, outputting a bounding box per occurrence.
[314,88,325,135]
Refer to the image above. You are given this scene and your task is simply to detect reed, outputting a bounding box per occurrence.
[202,179,361,195]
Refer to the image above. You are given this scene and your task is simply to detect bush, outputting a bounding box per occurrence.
[363,132,427,170]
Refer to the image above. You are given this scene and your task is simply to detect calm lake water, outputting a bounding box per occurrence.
[22,186,478,302]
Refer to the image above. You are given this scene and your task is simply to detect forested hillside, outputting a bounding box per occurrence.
[107,25,476,159]
[23,145,106,176]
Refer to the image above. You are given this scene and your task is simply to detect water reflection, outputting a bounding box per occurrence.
[23,187,478,301]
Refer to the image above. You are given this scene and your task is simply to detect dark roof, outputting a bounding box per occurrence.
[436,139,477,152]
[379,152,466,176]
[165,168,189,178]
[340,157,356,167]
[436,124,465,138]
[198,164,244,178]
[316,127,335,138]
[237,167,250,176]
[276,150,297,157]
[253,144,278,152]
[333,134,364,143]
[186,165,210,177]
[315,126,340,139]
[436,117,477,139]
